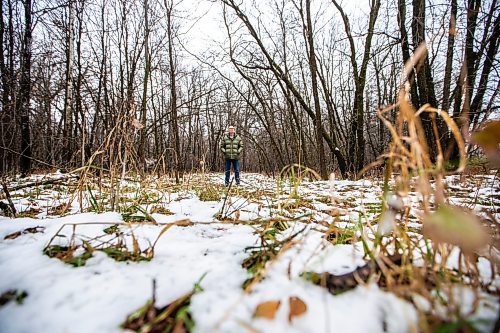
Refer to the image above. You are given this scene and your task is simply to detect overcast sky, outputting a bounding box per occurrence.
[178,0,372,57]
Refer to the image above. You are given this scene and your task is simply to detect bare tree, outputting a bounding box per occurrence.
[165,0,181,182]
[331,0,381,173]
[63,0,75,165]
[0,0,497,178]
[17,0,33,175]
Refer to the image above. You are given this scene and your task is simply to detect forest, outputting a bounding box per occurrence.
[0,0,497,178]
[0,0,499,333]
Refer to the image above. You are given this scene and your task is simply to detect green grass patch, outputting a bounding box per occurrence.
[122,276,205,333]
[0,290,28,307]
[44,245,93,267]
[100,246,150,262]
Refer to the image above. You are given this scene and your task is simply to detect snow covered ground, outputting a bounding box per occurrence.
[0,172,498,333]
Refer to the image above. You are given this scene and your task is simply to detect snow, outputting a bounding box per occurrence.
[0,214,257,333]
[165,195,221,222]
[191,226,418,333]
[0,172,498,333]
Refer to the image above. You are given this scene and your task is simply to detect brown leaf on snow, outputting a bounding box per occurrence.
[288,296,307,322]
[4,226,45,240]
[4,231,22,240]
[254,300,280,320]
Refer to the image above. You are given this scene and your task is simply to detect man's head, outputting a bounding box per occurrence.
[228,126,235,136]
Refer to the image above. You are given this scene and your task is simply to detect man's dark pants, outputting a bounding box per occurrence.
[225,159,240,185]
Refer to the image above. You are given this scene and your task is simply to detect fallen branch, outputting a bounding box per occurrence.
[218,177,234,219]
[302,253,403,294]
[1,180,17,217]
[7,175,80,192]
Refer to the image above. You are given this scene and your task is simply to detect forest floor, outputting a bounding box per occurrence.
[0,171,498,333]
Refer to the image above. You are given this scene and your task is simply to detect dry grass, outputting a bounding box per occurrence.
[1,43,498,330]
[353,43,497,331]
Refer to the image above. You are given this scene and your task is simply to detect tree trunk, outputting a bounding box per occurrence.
[76,0,85,166]
[412,0,440,159]
[469,3,499,125]
[0,1,7,175]
[449,0,480,161]
[305,0,327,179]
[1,0,15,174]
[441,0,457,113]
[18,0,33,175]
[63,0,75,166]
[139,0,150,172]
[165,0,181,183]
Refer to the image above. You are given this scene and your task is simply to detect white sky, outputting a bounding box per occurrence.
[178,0,372,57]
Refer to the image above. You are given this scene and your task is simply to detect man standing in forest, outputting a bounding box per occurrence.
[220,126,244,186]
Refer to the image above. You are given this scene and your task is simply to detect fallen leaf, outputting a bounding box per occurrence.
[131,233,140,255]
[328,208,341,216]
[24,226,45,234]
[254,300,280,320]
[423,205,489,254]
[4,231,22,240]
[472,120,500,167]
[288,296,307,322]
